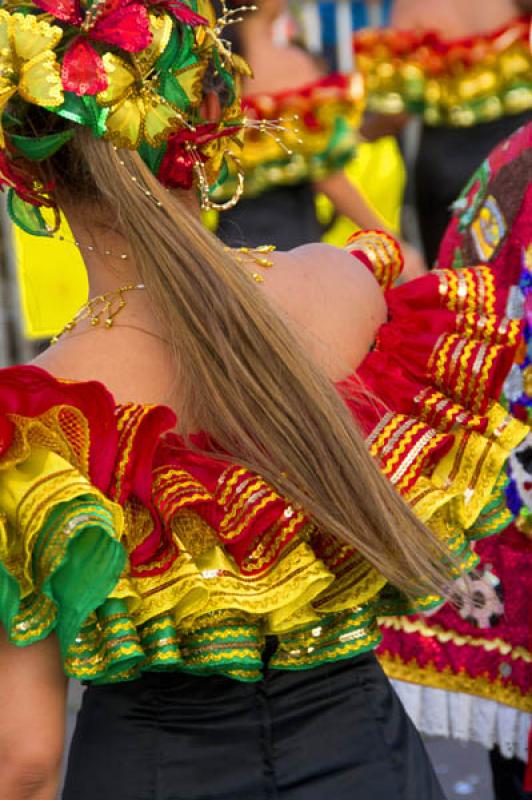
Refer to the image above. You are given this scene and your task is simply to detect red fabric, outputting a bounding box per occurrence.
[379,122,532,720]
[158,123,242,190]
[354,269,516,421]
[438,124,532,289]
[0,259,520,595]
[243,73,353,122]
[0,365,119,491]
[382,522,532,700]
[354,16,530,71]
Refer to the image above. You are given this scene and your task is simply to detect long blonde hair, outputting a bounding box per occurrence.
[52,130,451,598]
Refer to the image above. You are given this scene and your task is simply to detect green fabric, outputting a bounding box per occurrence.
[53,94,108,138]
[7,191,48,236]
[1,497,126,660]
[9,130,75,161]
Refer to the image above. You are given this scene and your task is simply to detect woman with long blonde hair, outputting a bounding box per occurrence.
[0,2,524,799]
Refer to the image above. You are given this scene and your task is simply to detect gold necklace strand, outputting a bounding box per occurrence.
[53,233,129,260]
[50,245,276,344]
[45,223,130,261]
[51,283,145,344]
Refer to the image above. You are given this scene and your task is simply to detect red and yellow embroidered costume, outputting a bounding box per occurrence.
[354,16,532,127]
[376,125,532,764]
[213,73,365,202]
[0,240,526,685]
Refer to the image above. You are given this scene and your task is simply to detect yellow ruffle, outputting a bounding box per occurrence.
[0,446,124,596]
[407,402,526,531]
[0,375,526,682]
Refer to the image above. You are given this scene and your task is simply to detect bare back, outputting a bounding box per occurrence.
[33,245,386,410]
[391,0,520,38]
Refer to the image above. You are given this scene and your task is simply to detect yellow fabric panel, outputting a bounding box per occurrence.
[318,136,406,246]
[13,211,88,340]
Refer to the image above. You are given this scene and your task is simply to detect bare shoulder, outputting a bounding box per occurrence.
[262,243,387,380]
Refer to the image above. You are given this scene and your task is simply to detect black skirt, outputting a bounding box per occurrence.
[62,652,446,800]
[216,182,324,251]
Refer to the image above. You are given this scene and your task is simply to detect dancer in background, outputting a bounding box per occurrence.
[356,0,532,265]
[215,0,426,277]
[376,123,532,800]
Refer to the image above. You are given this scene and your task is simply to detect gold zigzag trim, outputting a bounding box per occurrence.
[379,655,532,713]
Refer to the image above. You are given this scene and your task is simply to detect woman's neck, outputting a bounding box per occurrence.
[64,207,142,298]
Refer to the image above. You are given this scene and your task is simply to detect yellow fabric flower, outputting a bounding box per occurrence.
[0,11,63,145]
[98,13,184,149]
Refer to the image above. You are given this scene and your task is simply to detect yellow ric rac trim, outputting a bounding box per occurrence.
[379,617,532,663]
[379,656,532,713]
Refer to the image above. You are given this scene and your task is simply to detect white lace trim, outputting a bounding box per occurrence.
[392,679,531,762]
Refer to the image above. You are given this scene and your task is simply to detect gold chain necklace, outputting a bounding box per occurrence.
[51,283,145,344]
[50,247,276,344]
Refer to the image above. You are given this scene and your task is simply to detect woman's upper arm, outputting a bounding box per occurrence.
[264,243,387,381]
[0,629,67,794]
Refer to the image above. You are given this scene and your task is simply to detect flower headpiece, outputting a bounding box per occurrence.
[0,0,250,234]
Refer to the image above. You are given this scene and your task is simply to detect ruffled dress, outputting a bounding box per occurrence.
[377,125,532,766]
[354,16,532,265]
[354,16,532,127]
[0,235,526,692]
[215,73,364,249]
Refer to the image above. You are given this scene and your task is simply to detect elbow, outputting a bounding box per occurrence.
[0,749,63,800]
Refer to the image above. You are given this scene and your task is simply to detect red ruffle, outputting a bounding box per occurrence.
[0,263,521,581]
[354,15,530,71]
[242,73,360,124]
[0,367,308,578]
[345,268,519,420]
[363,275,515,409]
[0,365,119,491]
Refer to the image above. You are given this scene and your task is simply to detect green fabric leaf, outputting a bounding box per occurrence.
[82,95,108,137]
[7,190,49,236]
[174,26,198,69]
[10,130,74,161]
[156,24,181,72]
[51,92,88,126]
[3,111,23,129]
[209,157,229,194]
[139,140,167,177]
[160,72,190,111]
[52,93,108,137]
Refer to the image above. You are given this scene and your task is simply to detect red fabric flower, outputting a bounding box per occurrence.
[150,0,208,26]
[33,0,152,95]
[158,124,241,189]
[0,150,55,207]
